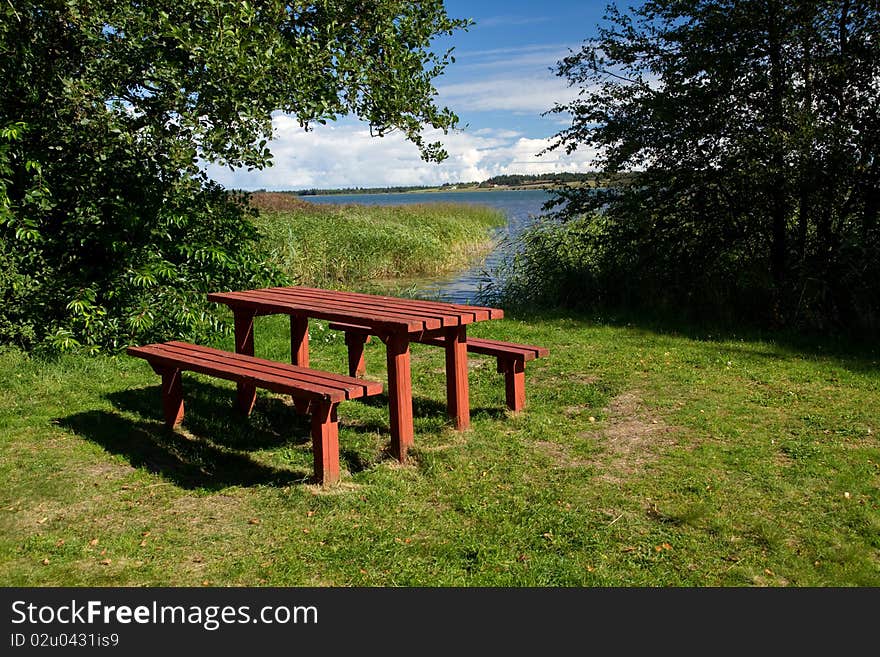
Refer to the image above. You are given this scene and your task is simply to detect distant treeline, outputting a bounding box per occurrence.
[259,171,629,196]
[478,172,601,187]
[294,185,440,195]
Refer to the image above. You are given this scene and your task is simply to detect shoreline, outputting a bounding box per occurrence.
[296,182,597,196]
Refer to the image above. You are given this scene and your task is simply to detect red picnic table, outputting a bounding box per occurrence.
[207,286,505,460]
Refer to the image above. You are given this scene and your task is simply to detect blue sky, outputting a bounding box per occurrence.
[209,1,620,191]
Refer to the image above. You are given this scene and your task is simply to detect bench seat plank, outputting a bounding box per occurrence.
[128,342,379,403]
[464,337,549,361]
[127,341,383,485]
[326,322,548,412]
[159,341,381,397]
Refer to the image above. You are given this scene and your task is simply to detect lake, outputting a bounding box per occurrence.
[299,189,554,303]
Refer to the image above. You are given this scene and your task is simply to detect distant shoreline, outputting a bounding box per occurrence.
[292,181,600,196]
[240,172,629,197]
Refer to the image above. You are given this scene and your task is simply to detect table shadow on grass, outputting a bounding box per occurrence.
[56,380,429,487]
[355,392,508,422]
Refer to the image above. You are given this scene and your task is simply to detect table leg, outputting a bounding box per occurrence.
[445,325,470,430]
[291,316,309,367]
[344,331,369,377]
[233,308,257,415]
[386,332,414,461]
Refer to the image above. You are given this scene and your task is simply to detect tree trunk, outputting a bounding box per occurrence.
[767,4,789,316]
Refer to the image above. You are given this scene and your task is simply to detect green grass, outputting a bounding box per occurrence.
[254,202,505,288]
[1,310,878,586]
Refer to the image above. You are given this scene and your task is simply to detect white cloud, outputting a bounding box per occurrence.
[204,115,600,191]
[437,76,577,114]
[435,42,581,114]
[456,43,572,59]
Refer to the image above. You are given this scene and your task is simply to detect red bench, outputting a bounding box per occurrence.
[328,322,548,412]
[127,341,382,485]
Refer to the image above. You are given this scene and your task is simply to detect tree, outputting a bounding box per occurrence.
[542,0,880,332]
[0,0,467,351]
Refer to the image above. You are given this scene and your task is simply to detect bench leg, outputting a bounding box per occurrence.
[498,357,526,412]
[160,368,185,428]
[311,402,340,485]
[386,332,414,461]
[445,326,470,430]
[234,308,257,415]
[344,331,370,378]
[291,316,309,367]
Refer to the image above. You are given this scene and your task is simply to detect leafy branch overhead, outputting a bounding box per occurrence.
[0,0,469,351]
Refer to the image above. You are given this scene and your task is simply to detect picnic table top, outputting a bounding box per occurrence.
[207,286,505,333]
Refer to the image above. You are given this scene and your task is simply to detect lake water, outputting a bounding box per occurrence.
[299,189,554,303]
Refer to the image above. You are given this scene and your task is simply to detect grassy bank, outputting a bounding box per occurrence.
[251,195,505,288]
[1,308,877,586]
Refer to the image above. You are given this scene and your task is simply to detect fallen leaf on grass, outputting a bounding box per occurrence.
[99,559,111,566]
[248,518,260,525]
[37,516,48,525]
[41,558,50,565]
[89,538,99,547]
[55,539,65,547]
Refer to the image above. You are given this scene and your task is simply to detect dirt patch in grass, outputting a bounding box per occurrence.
[533,440,584,468]
[81,460,137,481]
[533,390,679,476]
[589,390,679,484]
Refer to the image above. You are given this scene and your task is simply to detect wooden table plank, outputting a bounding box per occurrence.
[207,290,430,331]
[282,286,504,323]
[266,287,467,327]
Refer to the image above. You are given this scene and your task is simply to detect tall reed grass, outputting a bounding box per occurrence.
[254,201,505,287]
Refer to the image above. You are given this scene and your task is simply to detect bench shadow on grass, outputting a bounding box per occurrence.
[58,379,333,490]
[58,379,474,488]
[57,381,314,490]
